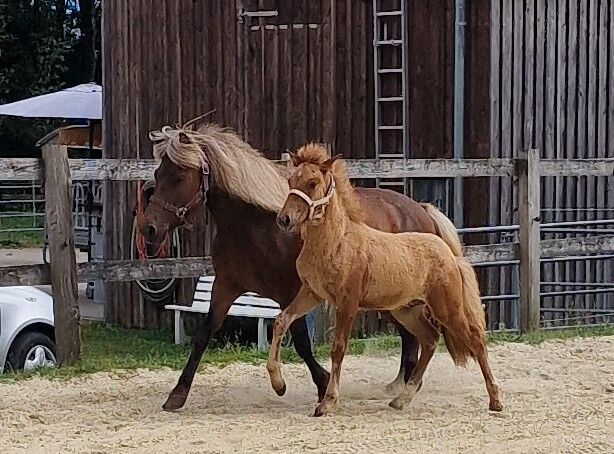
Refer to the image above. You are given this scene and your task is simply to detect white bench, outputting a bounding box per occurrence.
[165,275,281,349]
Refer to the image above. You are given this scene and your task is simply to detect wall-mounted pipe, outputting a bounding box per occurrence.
[453,0,466,227]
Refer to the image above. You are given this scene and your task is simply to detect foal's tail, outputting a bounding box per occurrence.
[442,257,487,366]
[420,203,463,257]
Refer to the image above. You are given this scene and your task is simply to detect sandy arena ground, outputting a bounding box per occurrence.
[1,336,613,453]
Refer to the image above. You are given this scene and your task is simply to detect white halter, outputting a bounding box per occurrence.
[289,175,336,221]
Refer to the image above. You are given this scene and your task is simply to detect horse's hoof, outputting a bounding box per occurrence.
[273,379,287,397]
[489,400,503,412]
[313,401,332,417]
[162,392,187,412]
[388,397,404,411]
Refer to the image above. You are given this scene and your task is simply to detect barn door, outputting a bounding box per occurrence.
[238,1,333,158]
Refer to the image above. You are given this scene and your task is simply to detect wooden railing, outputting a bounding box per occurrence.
[0,147,612,364]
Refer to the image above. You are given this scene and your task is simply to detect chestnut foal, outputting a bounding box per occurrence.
[268,144,502,416]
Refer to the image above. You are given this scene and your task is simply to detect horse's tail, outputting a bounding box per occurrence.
[420,203,463,257]
[442,257,487,366]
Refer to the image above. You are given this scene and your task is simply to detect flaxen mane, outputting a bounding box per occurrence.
[294,144,364,223]
[149,123,289,212]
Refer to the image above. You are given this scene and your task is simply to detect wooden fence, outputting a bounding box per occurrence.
[0,147,612,364]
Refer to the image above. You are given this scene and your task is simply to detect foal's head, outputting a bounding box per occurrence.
[277,155,340,232]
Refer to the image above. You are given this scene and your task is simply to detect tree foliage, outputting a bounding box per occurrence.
[0,0,101,155]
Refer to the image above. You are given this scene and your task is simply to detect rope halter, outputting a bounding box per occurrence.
[288,174,336,221]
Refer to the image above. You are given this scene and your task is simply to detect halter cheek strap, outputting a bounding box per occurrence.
[289,175,336,221]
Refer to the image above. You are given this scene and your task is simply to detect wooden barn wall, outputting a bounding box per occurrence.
[489,0,614,329]
[101,0,400,328]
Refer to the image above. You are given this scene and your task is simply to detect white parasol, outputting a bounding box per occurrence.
[0,83,101,120]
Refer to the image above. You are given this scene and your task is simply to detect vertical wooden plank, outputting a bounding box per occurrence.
[595,0,609,315]
[43,144,81,364]
[291,1,308,150]
[518,149,541,333]
[524,0,535,151]
[351,2,367,158]
[488,0,503,328]
[320,0,335,148]
[307,1,322,143]
[512,0,524,155]
[565,0,579,317]
[544,0,557,164]
[335,0,350,153]
[575,0,589,315]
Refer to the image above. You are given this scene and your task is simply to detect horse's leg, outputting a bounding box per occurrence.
[267,285,322,397]
[313,307,356,417]
[163,278,243,411]
[475,344,503,411]
[289,316,330,401]
[388,307,439,411]
[385,318,419,395]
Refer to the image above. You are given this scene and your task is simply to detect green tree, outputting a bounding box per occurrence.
[0,0,101,156]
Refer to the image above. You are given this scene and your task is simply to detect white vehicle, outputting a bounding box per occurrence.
[0,286,57,372]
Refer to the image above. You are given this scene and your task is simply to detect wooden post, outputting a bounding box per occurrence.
[42,144,81,365]
[517,149,541,333]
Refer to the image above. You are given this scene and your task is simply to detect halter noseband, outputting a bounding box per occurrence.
[149,166,209,224]
[289,175,336,221]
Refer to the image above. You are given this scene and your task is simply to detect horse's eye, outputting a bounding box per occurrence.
[308,180,317,190]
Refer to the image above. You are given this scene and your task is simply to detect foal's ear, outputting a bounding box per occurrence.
[178,132,191,144]
[319,154,342,173]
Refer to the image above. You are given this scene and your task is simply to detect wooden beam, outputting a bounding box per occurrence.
[539,158,614,176]
[42,144,81,365]
[517,149,541,333]
[0,257,214,286]
[0,157,611,181]
[2,237,611,287]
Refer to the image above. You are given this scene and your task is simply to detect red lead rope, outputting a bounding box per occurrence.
[135,181,170,260]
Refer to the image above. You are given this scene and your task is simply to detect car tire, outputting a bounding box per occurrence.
[5,331,57,373]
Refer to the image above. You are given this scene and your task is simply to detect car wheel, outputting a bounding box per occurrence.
[5,331,57,373]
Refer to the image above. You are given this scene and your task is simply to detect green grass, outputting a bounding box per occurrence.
[0,215,44,248]
[1,322,612,382]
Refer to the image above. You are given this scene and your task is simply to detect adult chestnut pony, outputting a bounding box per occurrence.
[142,118,463,411]
[270,144,502,417]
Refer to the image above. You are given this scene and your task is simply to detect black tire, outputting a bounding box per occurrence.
[5,331,56,372]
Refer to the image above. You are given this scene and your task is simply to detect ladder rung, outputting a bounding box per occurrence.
[375,40,404,46]
[378,68,403,74]
[377,97,403,102]
[375,40,403,46]
[376,11,403,17]
[378,153,405,158]
[377,181,406,187]
[378,125,404,130]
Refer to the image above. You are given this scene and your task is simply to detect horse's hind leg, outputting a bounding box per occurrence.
[267,285,322,397]
[388,306,439,411]
[289,317,330,401]
[385,314,419,396]
[475,344,503,411]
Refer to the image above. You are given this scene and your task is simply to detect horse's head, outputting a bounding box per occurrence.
[277,146,341,232]
[141,119,212,249]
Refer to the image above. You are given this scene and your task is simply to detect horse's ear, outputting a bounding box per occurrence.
[178,132,191,144]
[319,154,342,173]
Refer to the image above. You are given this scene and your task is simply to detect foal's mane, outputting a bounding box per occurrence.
[149,123,289,213]
[294,144,364,223]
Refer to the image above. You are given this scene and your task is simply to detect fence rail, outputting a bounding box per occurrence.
[0,149,612,364]
[1,157,612,181]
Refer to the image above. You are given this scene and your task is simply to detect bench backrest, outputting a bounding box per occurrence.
[194,275,280,310]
